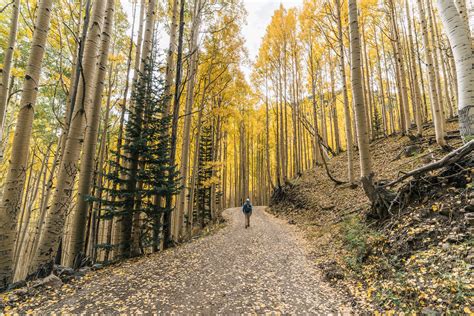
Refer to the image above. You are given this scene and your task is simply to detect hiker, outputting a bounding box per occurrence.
[242,198,253,228]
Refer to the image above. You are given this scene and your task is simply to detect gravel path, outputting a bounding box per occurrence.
[12,207,352,314]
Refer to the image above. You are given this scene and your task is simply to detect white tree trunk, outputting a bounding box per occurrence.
[30,0,107,275]
[174,0,203,241]
[335,0,354,184]
[417,0,447,146]
[0,0,21,157]
[438,0,474,141]
[348,0,372,179]
[0,0,54,289]
[66,0,115,268]
[163,0,180,115]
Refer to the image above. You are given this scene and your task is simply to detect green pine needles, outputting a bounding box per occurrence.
[93,52,181,261]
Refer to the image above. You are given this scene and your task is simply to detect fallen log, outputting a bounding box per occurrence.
[383,140,473,188]
[364,140,473,219]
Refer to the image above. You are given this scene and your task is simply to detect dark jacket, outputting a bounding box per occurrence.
[242,201,252,214]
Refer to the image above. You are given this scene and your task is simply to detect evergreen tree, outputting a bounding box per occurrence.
[195,125,214,228]
[95,52,180,261]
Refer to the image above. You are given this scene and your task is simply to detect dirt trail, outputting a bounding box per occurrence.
[10,207,352,314]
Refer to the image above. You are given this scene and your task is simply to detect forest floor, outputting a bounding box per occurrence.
[270,121,473,313]
[2,207,353,314]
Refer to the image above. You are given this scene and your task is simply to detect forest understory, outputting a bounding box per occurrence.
[270,120,473,313]
[1,0,473,313]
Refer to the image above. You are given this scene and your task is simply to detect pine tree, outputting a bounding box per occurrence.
[95,54,179,261]
[195,125,214,228]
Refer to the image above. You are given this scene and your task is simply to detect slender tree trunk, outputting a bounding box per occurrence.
[308,44,322,166]
[14,148,36,264]
[13,144,50,277]
[0,0,21,158]
[417,0,447,146]
[329,58,341,153]
[361,26,375,139]
[406,0,423,136]
[91,71,113,262]
[437,0,474,140]
[163,0,179,115]
[335,0,354,184]
[427,0,447,134]
[375,29,388,136]
[115,0,156,259]
[264,74,275,188]
[66,0,115,268]
[187,107,204,237]
[164,0,185,247]
[30,0,107,276]
[0,0,54,289]
[175,0,203,242]
[388,0,411,135]
[348,0,372,179]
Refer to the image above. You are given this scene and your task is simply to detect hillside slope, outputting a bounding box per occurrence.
[270,121,473,313]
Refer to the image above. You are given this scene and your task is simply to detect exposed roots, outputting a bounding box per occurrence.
[367,140,474,220]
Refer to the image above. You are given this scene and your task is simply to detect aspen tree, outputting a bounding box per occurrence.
[335,0,354,184]
[437,0,474,141]
[0,0,54,288]
[163,0,180,115]
[175,0,204,241]
[264,74,275,187]
[426,0,447,133]
[307,42,323,166]
[329,57,341,153]
[374,28,388,135]
[91,64,115,262]
[388,0,411,135]
[0,0,20,154]
[348,0,372,180]
[165,0,185,246]
[406,0,424,136]
[30,0,107,275]
[66,0,115,268]
[417,0,447,146]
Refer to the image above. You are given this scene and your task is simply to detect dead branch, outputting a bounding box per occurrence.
[318,141,346,185]
[383,140,474,188]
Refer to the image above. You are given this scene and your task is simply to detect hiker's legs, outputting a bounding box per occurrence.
[245,213,251,227]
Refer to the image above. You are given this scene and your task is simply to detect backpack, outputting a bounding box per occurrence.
[243,203,252,213]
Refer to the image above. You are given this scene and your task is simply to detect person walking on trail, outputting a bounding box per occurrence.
[242,198,253,228]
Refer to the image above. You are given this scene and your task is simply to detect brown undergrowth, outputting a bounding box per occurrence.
[269,121,473,313]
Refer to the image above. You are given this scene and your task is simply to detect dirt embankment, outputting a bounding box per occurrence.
[269,121,473,313]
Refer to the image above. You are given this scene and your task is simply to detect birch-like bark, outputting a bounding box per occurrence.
[0,0,21,157]
[417,0,447,146]
[406,0,424,136]
[348,0,372,179]
[30,0,107,275]
[388,0,411,135]
[66,0,115,268]
[437,0,474,141]
[426,0,447,134]
[336,0,354,184]
[0,0,54,289]
[165,0,185,246]
[163,0,180,115]
[175,0,203,241]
